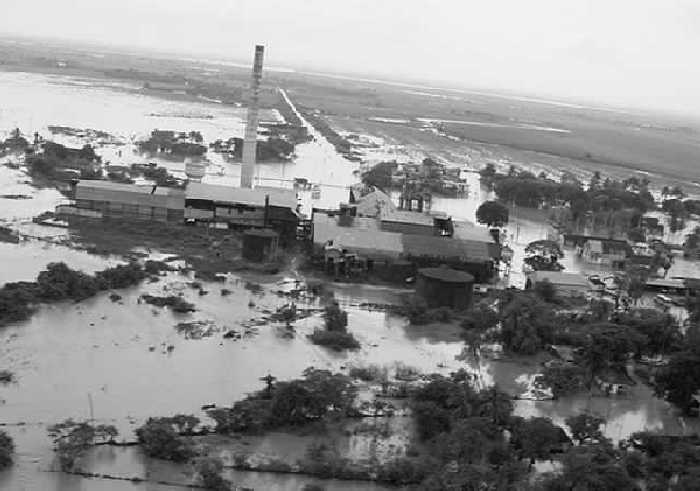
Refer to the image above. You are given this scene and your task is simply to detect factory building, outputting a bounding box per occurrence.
[63,180,185,222]
[185,182,299,241]
[312,212,499,282]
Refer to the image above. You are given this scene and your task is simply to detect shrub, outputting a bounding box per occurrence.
[140,295,195,313]
[208,399,272,434]
[48,420,118,470]
[144,260,172,275]
[348,364,386,382]
[323,302,348,332]
[309,330,360,351]
[0,431,14,469]
[375,457,432,484]
[0,370,14,384]
[194,457,231,490]
[541,363,587,397]
[135,417,195,462]
[209,369,354,433]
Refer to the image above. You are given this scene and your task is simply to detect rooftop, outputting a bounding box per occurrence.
[419,266,474,283]
[76,180,183,196]
[381,210,445,226]
[312,213,499,263]
[402,234,495,263]
[186,182,298,209]
[530,271,590,288]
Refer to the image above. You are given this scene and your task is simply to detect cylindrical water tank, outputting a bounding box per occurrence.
[185,160,207,181]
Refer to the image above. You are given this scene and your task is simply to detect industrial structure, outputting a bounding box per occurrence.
[184,182,299,241]
[312,210,499,282]
[240,45,264,188]
[59,180,185,222]
[417,266,475,309]
[58,180,299,241]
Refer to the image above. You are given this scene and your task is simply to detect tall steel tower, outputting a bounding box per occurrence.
[240,45,264,188]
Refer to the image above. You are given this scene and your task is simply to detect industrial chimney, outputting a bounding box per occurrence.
[240,45,264,188]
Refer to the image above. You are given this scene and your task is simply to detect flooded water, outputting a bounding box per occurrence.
[0,69,698,489]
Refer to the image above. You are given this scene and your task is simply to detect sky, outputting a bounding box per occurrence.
[2,0,700,114]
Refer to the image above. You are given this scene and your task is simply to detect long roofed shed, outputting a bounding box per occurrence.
[186,182,298,209]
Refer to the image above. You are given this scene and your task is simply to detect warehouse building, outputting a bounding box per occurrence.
[64,180,185,222]
[312,212,499,282]
[185,182,300,241]
[525,271,591,298]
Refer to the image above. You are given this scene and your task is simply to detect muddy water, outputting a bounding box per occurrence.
[0,69,698,489]
[0,269,450,489]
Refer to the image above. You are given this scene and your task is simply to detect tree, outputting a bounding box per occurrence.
[460,303,498,332]
[135,417,195,462]
[476,200,509,227]
[499,293,556,354]
[612,308,679,355]
[324,301,348,332]
[534,279,557,302]
[565,414,606,445]
[543,444,636,490]
[655,349,700,414]
[510,417,569,465]
[0,431,14,469]
[476,386,513,425]
[48,420,118,470]
[194,457,231,490]
[479,163,496,181]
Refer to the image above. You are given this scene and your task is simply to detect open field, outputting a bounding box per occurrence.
[2,37,699,189]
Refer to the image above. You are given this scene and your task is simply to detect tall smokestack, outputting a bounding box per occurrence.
[240,45,264,188]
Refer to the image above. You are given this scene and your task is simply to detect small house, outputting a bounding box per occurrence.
[525,271,590,298]
[582,239,628,268]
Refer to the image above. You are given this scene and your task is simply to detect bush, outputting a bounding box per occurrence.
[209,369,354,433]
[0,262,152,327]
[208,399,272,434]
[404,296,429,325]
[135,417,195,462]
[0,370,14,384]
[0,431,14,469]
[375,457,433,484]
[324,302,348,331]
[541,363,587,397]
[48,420,118,470]
[194,457,231,490]
[309,330,360,351]
[348,364,386,382]
[141,295,196,313]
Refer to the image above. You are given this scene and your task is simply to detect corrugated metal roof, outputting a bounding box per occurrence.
[186,182,297,209]
[313,214,402,259]
[419,267,474,283]
[381,210,438,226]
[530,271,589,287]
[402,234,494,263]
[312,213,498,263]
[646,278,686,289]
[76,180,182,196]
[75,180,185,209]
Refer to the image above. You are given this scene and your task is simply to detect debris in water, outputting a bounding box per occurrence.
[175,320,219,339]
